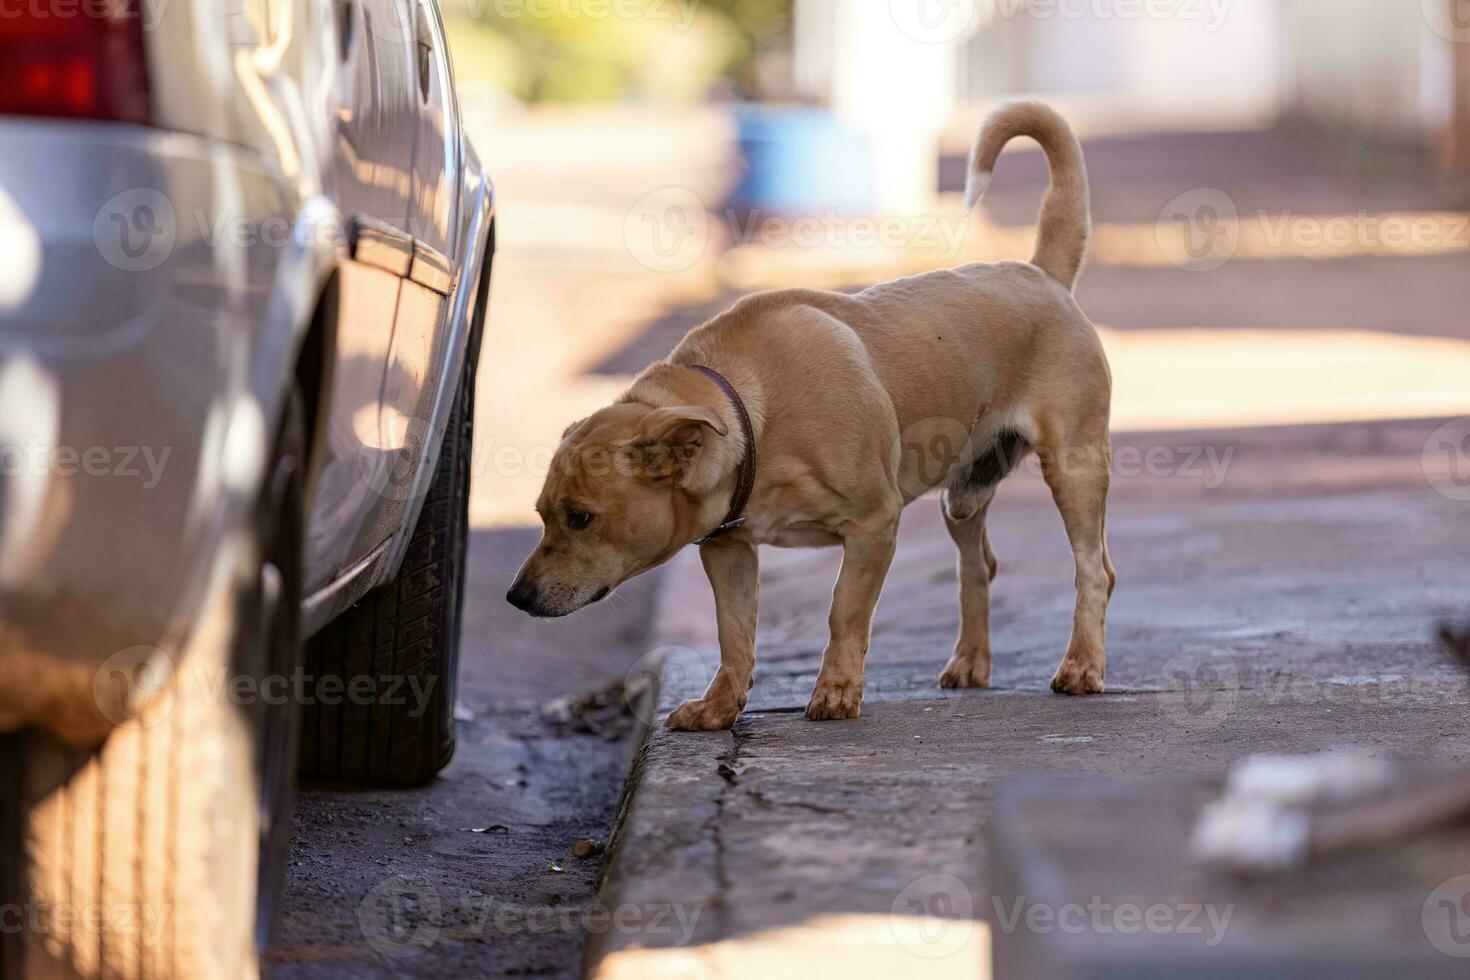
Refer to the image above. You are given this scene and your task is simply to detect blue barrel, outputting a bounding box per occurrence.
[727,105,876,216]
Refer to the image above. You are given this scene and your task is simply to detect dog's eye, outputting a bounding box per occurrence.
[567,510,593,531]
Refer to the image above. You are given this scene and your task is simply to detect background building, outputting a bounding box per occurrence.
[791,0,1470,207]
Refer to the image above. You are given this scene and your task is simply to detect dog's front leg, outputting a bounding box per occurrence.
[665,537,759,731]
[806,521,899,721]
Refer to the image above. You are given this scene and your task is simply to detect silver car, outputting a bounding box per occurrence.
[0,0,494,975]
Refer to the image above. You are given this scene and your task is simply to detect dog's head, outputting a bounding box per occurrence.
[506,399,735,618]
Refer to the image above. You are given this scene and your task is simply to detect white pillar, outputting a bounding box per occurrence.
[823,0,962,214]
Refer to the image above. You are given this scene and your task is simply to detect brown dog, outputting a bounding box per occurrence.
[508,100,1115,731]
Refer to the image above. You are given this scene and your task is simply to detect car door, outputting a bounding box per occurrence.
[373,0,461,519]
[304,0,423,591]
[406,0,459,266]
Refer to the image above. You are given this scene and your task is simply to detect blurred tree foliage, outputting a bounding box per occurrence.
[443,0,793,103]
[701,0,795,97]
[699,0,794,62]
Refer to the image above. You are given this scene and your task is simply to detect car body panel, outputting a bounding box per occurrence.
[0,0,495,743]
[0,122,343,743]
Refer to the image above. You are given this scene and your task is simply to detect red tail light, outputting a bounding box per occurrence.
[0,0,149,123]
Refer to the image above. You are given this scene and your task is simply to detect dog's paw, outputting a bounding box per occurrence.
[1050,658,1105,696]
[665,697,740,732]
[805,682,862,721]
[939,652,990,689]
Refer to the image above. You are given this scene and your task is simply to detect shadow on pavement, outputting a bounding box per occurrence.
[272,527,665,980]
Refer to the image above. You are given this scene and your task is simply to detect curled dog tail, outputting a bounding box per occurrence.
[964,99,1091,291]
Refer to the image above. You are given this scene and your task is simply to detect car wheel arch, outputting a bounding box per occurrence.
[292,267,339,498]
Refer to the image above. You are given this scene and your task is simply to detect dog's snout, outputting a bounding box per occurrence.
[506,580,539,612]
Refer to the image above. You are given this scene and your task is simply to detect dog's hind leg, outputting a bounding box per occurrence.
[940,484,998,688]
[1038,437,1114,695]
[938,430,1028,688]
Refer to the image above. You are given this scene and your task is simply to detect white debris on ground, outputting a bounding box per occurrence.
[1191,799,1312,872]
[1190,750,1394,872]
[1224,750,1394,807]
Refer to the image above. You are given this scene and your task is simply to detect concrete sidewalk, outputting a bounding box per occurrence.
[586,417,1470,979]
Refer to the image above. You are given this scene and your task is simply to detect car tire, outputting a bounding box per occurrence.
[0,392,306,980]
[298,261,487,787]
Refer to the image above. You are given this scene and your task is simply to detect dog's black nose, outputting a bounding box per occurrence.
[506,580,539,612]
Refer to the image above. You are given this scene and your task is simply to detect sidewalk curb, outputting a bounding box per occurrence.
[584,548,724,978]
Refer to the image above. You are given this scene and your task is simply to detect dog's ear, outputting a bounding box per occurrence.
[631,406,733,494]
[642,405,728,442]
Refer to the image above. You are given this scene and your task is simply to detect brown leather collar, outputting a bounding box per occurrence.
[689,364,755,544]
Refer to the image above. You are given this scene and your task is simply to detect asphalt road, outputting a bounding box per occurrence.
[268,527,662,979]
